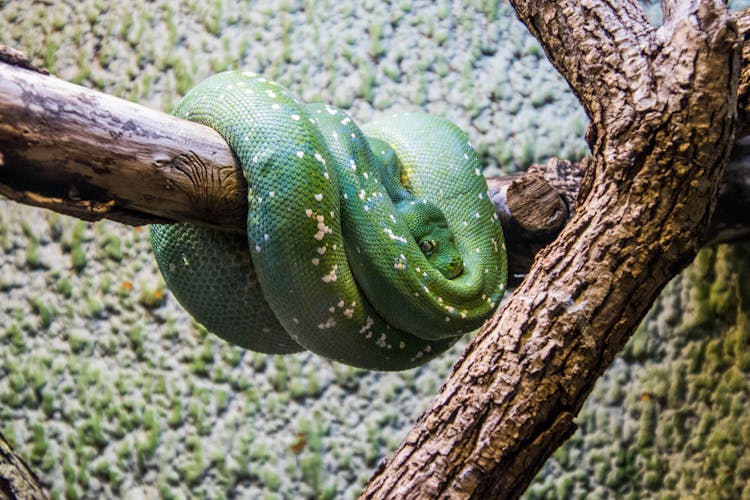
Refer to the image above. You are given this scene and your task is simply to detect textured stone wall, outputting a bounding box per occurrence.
[0,1,747,498]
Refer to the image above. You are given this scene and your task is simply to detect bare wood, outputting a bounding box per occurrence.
[362,0,739,498]
[0,61,245,230]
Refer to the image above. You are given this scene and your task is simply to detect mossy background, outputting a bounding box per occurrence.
[0,1,748,498]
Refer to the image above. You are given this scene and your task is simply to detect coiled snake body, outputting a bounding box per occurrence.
[150,71,507,371]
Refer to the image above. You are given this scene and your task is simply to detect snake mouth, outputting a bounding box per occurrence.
[444,258,464,280]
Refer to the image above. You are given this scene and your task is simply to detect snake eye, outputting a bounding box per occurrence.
[419,240,434,254]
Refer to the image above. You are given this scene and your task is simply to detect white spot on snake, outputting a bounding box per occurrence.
[311,258,319,266]
[343,309,354,319]
[255,245,261,252]
[363,206,370,211]
[461,311,468,319]
[296,151,304,159]
[349,159,357,170]
[258,77,267,82]
[264,233,269,241]
[328,306,335,313]
[269,191,275,197]
[351,133,356,139]
[252,155,259,162]
[363,172,369,179]
[425,345,432,352]
[317,220,332,235]
[332,130,338,139]
[314,231,325,241]
[383,228,408,244]
[317,246,327,255]
[291,114,300,121]
[242,71,257,77]
[314,193,323,202]
[376,334,387,348]
[474,211,481,218]
[475,168,482,176]
[272,103,280,109]
[393,254,407,270]
[343,193,348,199]
[314,152,326,165]
[464,153,469,159]
[341,117,351,125]
[305,208,313,217]
[324,172,330,179]
[445,317,451,322]
[266,90,277,98]
[399,341,406,349]
[244,89,254,95]
[359,316,374,334]
[292,317,299,324]
[326,108,338,115]
[358,189,366,200]
[321,265,338,283]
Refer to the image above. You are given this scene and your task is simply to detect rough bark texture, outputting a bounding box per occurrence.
[361,1,739,498]
[0,432,46,500]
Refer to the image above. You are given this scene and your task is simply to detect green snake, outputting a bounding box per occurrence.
[150,71,507,371]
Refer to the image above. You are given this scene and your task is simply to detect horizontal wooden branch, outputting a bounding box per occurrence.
[0,54,748,285]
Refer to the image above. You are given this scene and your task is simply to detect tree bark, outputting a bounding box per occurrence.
[0,3,746,498]
[361,0,739,497]
[0,432,46,500]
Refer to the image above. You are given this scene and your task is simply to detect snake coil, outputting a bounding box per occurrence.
[150,71,507,371]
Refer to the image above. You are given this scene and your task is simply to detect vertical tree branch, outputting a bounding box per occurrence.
[362,1,738,497]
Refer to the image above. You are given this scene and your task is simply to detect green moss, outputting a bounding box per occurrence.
[29,297,57,328]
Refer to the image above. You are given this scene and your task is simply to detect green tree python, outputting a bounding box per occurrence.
[150,71,507,371]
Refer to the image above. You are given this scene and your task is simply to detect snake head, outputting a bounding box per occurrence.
[397,199,464,279]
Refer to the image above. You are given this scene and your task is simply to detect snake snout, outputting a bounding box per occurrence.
[444,257,464,280]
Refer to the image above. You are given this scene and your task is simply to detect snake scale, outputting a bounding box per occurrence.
[150,71,507,371]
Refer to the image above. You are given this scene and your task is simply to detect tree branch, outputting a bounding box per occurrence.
[362,0,739,497]
[0,56,748,286]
